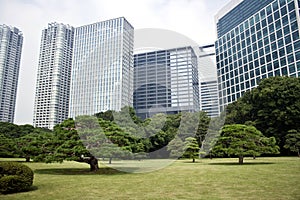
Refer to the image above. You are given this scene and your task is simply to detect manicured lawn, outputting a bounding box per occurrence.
[0,157,299,200]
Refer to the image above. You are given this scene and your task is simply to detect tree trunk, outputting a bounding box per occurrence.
[298,149,300,157]
[192,158,195,163]
[25,155,30,162]
[238,156,244,164]
[109,157,112,164]
[89,156,99,171]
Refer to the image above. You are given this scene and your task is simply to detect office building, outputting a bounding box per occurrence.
[215,0,300,111]
[198,45,219,117]
[69,17,134,118]
[133,46,199,119]
[0,24,23,123]
[33,22,74,129]
[200,78,219,117]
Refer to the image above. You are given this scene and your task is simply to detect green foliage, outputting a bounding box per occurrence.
[0,134,17,158]
[167,136,184,158]
[95,110,114,122]
[212,124,280,164]
[48,118,90,163]
[0,123,50,159]
[225,77,300,153]
[0,107,211,165]
[195,112,210,147]
[0,122,21,138]
[16,131,55,162]
[284,129,300,157]
[76,116,140,163]
[183,137,200,162]
[0,162,34,194]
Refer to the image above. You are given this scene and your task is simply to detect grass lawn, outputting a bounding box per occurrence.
[0,157,299,200]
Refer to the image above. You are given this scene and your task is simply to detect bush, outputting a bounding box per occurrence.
[0,162,34,194]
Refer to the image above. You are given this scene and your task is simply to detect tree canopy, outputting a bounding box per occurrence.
[225,77,300,154]
[183,137,200,162]
[0,108,212,169]
[284,129,300,157]
[212,124,279,164]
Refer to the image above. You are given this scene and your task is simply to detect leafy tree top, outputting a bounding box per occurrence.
[212,124,279,159]
[225,77,300,153]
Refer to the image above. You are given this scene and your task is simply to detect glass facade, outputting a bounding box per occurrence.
[0,25,23,123]
[69,17,134,118]
[200,79,219,117]
[198,45,220,117]
[216,0,300,111]
[33,23,74,129]
[134,46,199,119]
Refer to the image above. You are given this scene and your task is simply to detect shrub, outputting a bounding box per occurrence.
[0,162,34,194]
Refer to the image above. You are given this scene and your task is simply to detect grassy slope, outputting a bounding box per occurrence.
[0,157,299,200]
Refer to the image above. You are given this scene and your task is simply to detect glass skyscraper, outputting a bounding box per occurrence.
[133,46,199,119]
[215,0,300,111]
[33,22,74,129]
[200,79,219,117]
[198,45,220,117]
[0,24,23,123]
[69,17,134,118]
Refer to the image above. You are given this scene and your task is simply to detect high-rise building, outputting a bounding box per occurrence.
[133,46,199,119]
[200,78,219,117]
[33,22,74,129]
[215,0,300,111]
[198,45,219,117]
[69,17,134,118]
[0,25,23,123]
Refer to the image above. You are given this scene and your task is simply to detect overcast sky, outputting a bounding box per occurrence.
[0,0,231,125]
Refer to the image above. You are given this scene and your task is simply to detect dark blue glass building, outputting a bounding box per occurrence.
[134,46,199,119]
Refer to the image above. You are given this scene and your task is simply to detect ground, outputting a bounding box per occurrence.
[0,157,299,200]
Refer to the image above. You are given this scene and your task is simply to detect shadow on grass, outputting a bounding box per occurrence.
[0,186,38,195]
[34,167,134,175]
[181,161,203,164]
[208,162,275,166]
[27,186,39,192]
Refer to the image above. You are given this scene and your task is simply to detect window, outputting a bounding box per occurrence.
[292,31,299,41]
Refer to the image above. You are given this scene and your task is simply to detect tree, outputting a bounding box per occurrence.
[284,130,300,157]
[77,116,139,164]
[16,132,52,162]
[0,122,21,138]
[225,77,300,154]
[212,124,279,164]
[225,93,253,125]
[27,119,94,169]
[183,137,200,162]
[195,112,210,147]
[167,136,184,158]
[0,133,17,158]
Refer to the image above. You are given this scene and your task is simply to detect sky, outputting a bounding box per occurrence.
[0,0,232,125]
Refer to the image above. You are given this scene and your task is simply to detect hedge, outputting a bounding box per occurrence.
[0,162,34,194]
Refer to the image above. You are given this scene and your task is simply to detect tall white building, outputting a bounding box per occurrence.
[0,25,23,123]
[33,22,74,129]
[69,17,134,118]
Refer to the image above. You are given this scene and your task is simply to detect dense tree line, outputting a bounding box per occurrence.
[0,108,211,169]
[1,77,299,168]
[225,76,300,156]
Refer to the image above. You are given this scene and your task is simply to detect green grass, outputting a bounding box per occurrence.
[0,157,299,200]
